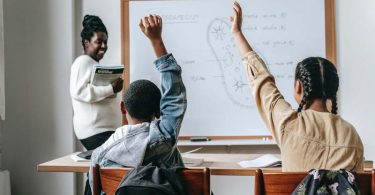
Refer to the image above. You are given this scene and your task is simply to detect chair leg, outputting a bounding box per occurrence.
[92,164,100,195]
[255,169,265,195]
[372,169,375,195]
[204,168,211,195]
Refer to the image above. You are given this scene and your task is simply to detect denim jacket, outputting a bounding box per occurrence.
[89,53,187,189]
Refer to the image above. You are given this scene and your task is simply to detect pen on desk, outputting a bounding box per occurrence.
[190,137,211,142]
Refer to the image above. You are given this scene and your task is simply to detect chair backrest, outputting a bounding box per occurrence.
[255,169,375,195]
[92,164,210,195]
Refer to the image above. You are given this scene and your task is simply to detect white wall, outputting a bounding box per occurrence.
[2,0,75,194]
[81,0,121,65]
[0,121,2,169]
[337,0,375,162]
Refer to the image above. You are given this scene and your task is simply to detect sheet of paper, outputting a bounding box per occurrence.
[182,157,204,167]
[71,154,90,162]
[238,154,281,168]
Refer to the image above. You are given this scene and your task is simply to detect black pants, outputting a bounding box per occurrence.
[80,131,114,195]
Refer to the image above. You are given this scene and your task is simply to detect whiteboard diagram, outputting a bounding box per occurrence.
[129,0,326,136]
[208,18,254,108]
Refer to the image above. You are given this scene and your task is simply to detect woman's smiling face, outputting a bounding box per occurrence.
[84,31,108,62]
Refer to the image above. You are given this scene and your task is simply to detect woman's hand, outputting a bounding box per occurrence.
[111,78,123,93]
[230,1,243,34]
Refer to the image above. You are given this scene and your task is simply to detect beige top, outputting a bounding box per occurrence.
[242,51,364,172]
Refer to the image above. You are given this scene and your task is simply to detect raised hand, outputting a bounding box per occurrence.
[230,1,243,34]
[139,14,163,42]
[139,14,167,58]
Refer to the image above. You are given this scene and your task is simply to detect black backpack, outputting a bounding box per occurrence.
[292,169,360,195]
[115,163,188,195]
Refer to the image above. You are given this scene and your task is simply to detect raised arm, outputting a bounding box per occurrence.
[231,1,253,56]
[139,15,168,58]
[140,15,187,142]
[230,2,294,143]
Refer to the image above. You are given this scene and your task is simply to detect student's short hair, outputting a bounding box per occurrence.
[80,15,108,50]
[123,80,161,119]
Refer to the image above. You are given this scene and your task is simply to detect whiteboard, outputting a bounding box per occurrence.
[128,0,326,136]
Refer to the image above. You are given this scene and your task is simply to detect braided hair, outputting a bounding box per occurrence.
[295,57,339,114]
[80,15,108,50]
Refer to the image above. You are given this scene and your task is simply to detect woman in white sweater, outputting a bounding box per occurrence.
[70,15,123,150]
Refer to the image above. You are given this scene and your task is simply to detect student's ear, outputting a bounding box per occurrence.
[294,80,303,103]
[120,101,126,115]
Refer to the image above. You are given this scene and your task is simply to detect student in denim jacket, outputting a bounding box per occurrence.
[89,14,187,190]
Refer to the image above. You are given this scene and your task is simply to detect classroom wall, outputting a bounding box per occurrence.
[80,0,121,65]
[0,121,2,169]
[337,0,375,162]
[2,0,75,194]
[0,0,372,195]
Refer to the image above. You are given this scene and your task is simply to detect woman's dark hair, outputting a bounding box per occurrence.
[295,57,339,114]
[80,15,108,50]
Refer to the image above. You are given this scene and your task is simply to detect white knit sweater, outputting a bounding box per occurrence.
[70,55,121,139]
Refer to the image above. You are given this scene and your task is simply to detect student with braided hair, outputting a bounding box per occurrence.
[295,57,339,114]
[70,15,123,151]
[230,2,363,171]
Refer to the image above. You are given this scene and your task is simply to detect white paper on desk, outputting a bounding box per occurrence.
[182,157,204,167]
[71,154,90,162]
[238,154,281,168]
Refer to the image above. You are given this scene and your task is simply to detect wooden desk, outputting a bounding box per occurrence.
[183,153,280,175]
[177,139,276,146]
[37,153,281,176]
[38,153,373,176]
[38,153,89,173]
